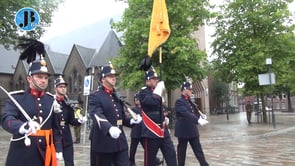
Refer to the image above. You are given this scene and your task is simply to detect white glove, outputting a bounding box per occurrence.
[201,114,207,120]
[109,126,121,139]
[24,135,31,146]
[153,81,165,96]
[198,118,209,126]
[19,121,40,135]
[56,152,63,161]
[164,117,170,125]
[130,114,142,125]
[78,116,87,124]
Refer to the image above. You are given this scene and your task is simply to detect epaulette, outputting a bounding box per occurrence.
[9,90,24,95]
[141,86,147,90]
[46,92,54,97]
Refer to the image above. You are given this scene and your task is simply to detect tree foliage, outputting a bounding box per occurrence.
[0,0,64,48]
[211,79,229,109]
[210,0,295,96]
[112,0,213,92]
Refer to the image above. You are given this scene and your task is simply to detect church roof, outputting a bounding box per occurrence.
[47,50,68,74]
[0,14,123,75]
[44,14,122,54]
[89,30,122,67]
[0,45,19,74]
[74,44,96,67]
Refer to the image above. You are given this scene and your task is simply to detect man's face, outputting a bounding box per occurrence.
[134,98,140,105]
[102,74,116,88]
[184,88,193,97]
[146,77,158,88]
[55,84,67,96]
[27,74,49,90]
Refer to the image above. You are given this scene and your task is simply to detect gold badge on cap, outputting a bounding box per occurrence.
[40,59,46,66]
[59,75,65,82]
[109,61,114,69]
[109,61,116,74]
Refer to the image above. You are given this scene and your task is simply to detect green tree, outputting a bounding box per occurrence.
[0,0,64,48]
[211,79,229,113]
[210,0,295,119]
[112,0,212,106]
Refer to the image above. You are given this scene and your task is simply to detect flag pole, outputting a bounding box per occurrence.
[140,0,170,72]
[159,47,162,80]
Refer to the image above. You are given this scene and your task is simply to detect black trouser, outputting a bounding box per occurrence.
[63,145,74,166]
[90,149,130,166]
[177,137,209,166]
[129,138,144,164]
[143,137,177,166]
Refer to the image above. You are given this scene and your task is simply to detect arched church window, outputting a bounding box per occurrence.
[69,76,73,93]
[73,70,78,92]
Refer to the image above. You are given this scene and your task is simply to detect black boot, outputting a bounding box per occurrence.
[155,157,163,165]
[130,162,136,166]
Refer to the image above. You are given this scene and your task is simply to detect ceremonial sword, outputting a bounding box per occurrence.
[0,86,32,121]
[0,86,36,146]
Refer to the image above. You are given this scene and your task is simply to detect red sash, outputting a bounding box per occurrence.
[142,111,164,138]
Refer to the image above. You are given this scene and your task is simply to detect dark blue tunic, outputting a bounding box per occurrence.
[55,98,81,166]
[174,95,199,138]
[1,89,62,166]
[174,95,209,166]
[130,106,143,139]
[88,86,131,153]
[138,86,177,166]
[138,87,170,138]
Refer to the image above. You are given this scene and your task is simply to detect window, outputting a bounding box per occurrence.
[70,69,81,93]
[69,77,73,93]
[78,76,82,91]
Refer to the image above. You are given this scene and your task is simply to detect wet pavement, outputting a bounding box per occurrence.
[1,111,294,166]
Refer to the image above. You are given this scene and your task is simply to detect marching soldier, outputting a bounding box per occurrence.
[1,39,62,166]
[138,67,177,166]
[129,93,143,166]
[174,81,209,166]
[88,62,142,166]
[53,75,87,166]
[129,93,164,166]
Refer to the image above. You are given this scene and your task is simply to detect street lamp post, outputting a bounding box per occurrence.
[266,58,276,128]
[82,66,95,144]
[226,98,229,120]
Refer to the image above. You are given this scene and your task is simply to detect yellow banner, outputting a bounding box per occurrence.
[148,0,171,57]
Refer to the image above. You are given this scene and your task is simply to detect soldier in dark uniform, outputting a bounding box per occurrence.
[174,81,209,166]
[129,93,165,166]
[138,67,177,166]
[129,93,143,166]
[88,62,142,166]
[53,75,87,166]
[1,39,62,166]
